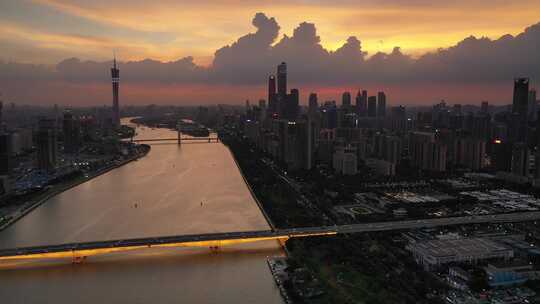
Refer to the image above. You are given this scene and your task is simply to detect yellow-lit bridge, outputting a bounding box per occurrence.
[0,228,335,263]
[1,211,539,263]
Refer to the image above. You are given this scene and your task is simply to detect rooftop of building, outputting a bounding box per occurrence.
[411,237,512,258]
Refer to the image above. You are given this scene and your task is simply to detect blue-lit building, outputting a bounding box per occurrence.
[484,263,530,287]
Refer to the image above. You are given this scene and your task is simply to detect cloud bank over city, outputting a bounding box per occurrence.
[1,11,539,105]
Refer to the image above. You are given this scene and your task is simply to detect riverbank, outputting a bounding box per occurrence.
[267,258,293,304]
[224,144,277,231]
[0,144,151,232]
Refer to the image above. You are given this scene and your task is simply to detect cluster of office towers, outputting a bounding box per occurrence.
[243,62,389,174]
[266,62,387,121]
[243,64,539,179]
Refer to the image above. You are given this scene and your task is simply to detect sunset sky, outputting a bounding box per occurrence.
[0,0,539,106]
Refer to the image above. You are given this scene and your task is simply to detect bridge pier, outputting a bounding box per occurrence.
[72,254,87,264]
[277,237,289,247]
[178,130,182,145]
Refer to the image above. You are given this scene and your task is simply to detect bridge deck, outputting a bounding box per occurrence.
[132,137,218,142]
[1,212,539,261]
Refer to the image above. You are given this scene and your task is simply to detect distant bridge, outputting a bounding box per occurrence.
[130,122,219,144]
[131,137,219,144]
[1,211,539,263]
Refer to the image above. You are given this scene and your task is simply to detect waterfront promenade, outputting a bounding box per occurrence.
[0,145,150,232]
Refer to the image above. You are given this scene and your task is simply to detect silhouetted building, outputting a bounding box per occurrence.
[453,104,462,115]
[367,96,377,117]
[355,90,367,116]
[409,132,447,172]
[277,62,287,98]
[513,78,529,117]
[37,118,57,172]
[283,89,299,121]
[534,151,540,180]
[492,141,513,172]
[274,119,312,170]
[512,78,529,142]
[333,145,357,175]
[63,110,81,154]
[377,92,386,117]
[471,114,491,141]
[0,132,10,175]
[511,142,529,177]
[455,137,486,171]
[390,106,407,131]
[308,93,318,116]
[342,92,351,110]
[268,75,277,115]
[481,101,489,114]
[321,101,337,129]
[375,134,402,164]
[111,57,120,128]
[529,89,537,121]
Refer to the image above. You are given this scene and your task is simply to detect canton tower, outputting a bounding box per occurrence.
[111,56,120,128]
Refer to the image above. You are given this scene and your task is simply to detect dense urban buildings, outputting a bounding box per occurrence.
[239,63,540,189]
[226,66,540,303]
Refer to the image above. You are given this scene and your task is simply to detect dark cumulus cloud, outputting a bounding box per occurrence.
[1,12,539,88]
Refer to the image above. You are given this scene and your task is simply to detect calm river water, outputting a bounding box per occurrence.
[0,118,284,304]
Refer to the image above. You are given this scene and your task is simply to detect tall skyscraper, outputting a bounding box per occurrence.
[0,132,10,175]
[511,142,529,177]
[63,110,81,154]
[268,75,277,114]
[308,93,318,116]
[356,90,367,116]
[0,100,5,134]
[512,78,529,118]
[390,106,407,131]
[285,88,299,121]
[480,101,489,114]
[377,91,386,117]
[529,89,537,121]
[111,56,120,128]
[277,62,287,98]
[342,92,351,109]
[37,118,57,172]
[511,78,529,142]
[367,96,377,117]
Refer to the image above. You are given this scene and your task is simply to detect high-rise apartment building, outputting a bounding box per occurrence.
[367,96,377,117]
[277,62,287,98]
[377,91,386,117]
[37,118,57,172]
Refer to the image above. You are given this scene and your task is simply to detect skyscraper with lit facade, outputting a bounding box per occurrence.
[111,57,120,128]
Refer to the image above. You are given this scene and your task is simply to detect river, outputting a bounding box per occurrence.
[0,118,284,304]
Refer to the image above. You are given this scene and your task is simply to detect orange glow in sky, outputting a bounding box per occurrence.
[1,0,539,64]
[0,1,539,105]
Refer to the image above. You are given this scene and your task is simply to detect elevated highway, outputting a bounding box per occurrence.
[1,211,539,262]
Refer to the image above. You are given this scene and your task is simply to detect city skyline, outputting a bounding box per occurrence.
[3,3,540,303]
[0,6,539,106]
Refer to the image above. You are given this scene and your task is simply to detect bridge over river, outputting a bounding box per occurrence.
[1,211,539,263]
